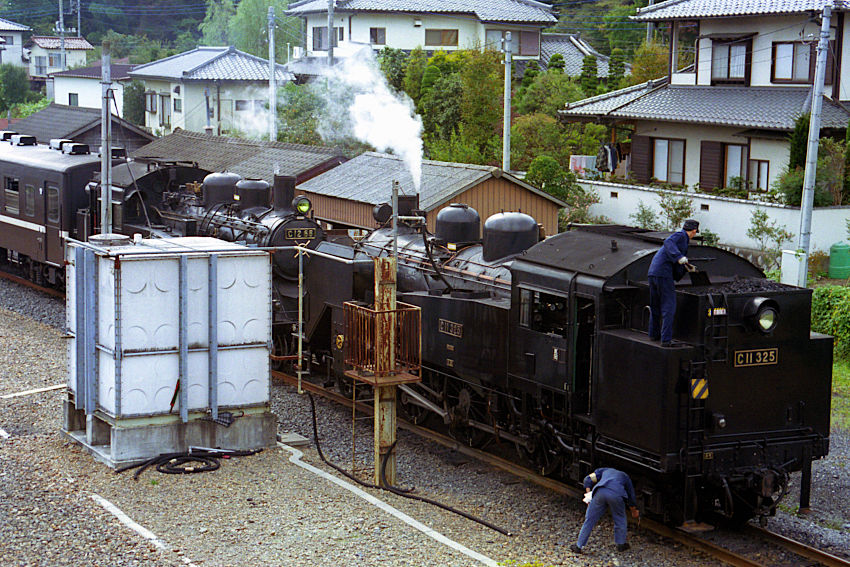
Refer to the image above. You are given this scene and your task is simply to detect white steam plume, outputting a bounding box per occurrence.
[316,44,424,192]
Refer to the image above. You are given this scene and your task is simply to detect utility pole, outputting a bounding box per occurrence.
[100,41,112,234]
[796,1,832,287]
[58,0,67,70]
[646,0,654,43]
[502,32,512,172]
[77,0,81,37]
[327,0,334,66]
[268,6,277,141]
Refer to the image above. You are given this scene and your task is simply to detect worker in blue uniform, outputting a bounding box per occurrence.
[570,467,639,554]
[648,219,699,346]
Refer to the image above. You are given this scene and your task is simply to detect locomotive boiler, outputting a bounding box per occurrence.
[300,203,833,527]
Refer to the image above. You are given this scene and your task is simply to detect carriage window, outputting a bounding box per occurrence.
[4,176,19,214]
[47,186,60,223]
[519,289,567,335]
[24,184,35,217]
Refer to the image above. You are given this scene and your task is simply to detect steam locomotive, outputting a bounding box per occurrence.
[299,200,833,526]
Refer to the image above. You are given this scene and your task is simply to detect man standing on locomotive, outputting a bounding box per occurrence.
[647,219,699,347]
[570,467,639,554]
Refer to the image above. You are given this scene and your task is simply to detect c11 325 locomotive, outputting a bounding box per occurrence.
[300,201,832,526]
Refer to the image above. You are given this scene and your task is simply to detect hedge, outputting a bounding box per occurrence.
[811,285,850,361]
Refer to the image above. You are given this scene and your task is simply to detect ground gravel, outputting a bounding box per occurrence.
[0,277,847,567]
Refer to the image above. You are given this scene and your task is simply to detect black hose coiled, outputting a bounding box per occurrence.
[115,448,261,480]
[306,392,512,537]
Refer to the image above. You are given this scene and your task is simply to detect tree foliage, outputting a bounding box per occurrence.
[378,47,409,93]
[627,40,668,85]
[547,53,565,72]
[746,208,794,270]
[515,70,584,117]
[403,47,428,106]
[608,48,626,89]
[0,64,37,113]
[123,80,146,125]
[419,74,462,141]
[457,49,503,163]
[510,114,569,170]
[199,0,236,46]
[788,113,810,171]
[580,55,599,96]
[228,0,298,62]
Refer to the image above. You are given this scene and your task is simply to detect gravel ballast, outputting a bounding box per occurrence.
[0,276,847,566]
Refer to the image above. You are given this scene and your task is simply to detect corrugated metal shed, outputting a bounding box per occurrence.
[296,152,566,234]
[131,128,346,183]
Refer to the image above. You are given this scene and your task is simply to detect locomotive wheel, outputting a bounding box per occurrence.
[399,389,433,426]
[446,388,489,449]
[272,332,295,373]
[518,429,563,476]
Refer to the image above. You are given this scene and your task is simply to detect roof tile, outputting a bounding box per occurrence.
[28,36,94,50]
[635,0,829,21]
[287,0,556,23]
[129,46,294,82]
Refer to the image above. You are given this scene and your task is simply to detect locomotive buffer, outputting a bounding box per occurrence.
[343,255,421,486]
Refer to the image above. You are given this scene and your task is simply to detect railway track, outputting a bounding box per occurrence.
[272,370,850,567]
[0,266,65,299]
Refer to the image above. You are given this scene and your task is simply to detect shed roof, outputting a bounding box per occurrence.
[51,63,136,81]
[128,46,294,82]
[287,0,556,23]
[296,151,566,210]
[132,128,346,182]
[0,16,30,32]
[562,83,850,131]
[27,36,94,50]
[634,0,832,21]
[12,103,155,144]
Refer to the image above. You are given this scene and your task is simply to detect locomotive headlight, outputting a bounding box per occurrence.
[293,196,312,215]
[743,297,779,334]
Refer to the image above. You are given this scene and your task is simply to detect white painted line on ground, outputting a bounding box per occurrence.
[90,493,200,567]
[0,428,10,439]
[278,442,500,567]
[1,384,65,399]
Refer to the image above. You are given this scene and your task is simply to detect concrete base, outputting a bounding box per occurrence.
[62,399,277,469]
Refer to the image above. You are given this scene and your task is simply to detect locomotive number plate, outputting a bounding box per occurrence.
[438,318,463,338]
[733,348,778,367]
[285,227,316,240]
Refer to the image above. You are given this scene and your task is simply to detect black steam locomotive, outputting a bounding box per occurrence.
[299,201,833,526]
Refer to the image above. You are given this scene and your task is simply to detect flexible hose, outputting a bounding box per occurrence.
[115,448,261,480]
[306,393,512,536]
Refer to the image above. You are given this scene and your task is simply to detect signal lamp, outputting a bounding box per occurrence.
[743,297,779,334]
[293,196,312,215]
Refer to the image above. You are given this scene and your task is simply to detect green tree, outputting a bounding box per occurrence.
[458,49,503,162]
[510,113,569,171]
[788,113,810,171]
[608,48,626,89]
[526,155,572,200]
[563,123,609,156]
[580,55,598,96]
[521,60,539,88]
[627,40,668,85]
[229,0,298,62]
[629,200,661,230]
[515,70,584,117]
[199,0,236,46]
[602,4,644,57]
[0,64,36,113]
[747,209,794,270]
[402,47,428,105]
[419,64,441,96]
[419,73,462,141]
[378,47,409,93]
[548,53,565,72]
[276,82,324,145]
[657,192,694,230]
[123,80,146,126]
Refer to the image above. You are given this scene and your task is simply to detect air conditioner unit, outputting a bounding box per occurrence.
[413,17,422,27]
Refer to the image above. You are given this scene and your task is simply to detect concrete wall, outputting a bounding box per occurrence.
[579,178,850,253]
[53,75,125,117]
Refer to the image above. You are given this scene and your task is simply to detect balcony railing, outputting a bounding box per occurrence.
[343,300,421,381]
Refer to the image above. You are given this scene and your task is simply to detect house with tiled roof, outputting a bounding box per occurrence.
[132,128,346,184]
[295,151,566,234]
[49,62,135,117]
[26,36,94,81]
[0,17,30,68]
[286,0,556,62]
[128,46,295,136]
[561,0,850,193]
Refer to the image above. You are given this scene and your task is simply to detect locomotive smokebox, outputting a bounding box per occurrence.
[482,211,538,261]
[236,178,271,209]
[203,171,241,207]
[435,203,481,245]
[273,174,297,211]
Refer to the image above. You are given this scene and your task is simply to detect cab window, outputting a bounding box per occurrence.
[519,289,567,335]
[47,185,60,223]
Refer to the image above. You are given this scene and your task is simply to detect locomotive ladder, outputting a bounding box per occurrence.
[705,294,729,363]
[680,359,708,522]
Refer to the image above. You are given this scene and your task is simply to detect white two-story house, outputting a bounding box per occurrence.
[561,0,850,193]
[0,17,30,68]
[26,36,94,82]
[286,0,556,61]
[128,46,294,137]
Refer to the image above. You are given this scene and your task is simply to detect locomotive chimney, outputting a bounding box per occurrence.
[273,174,296,210]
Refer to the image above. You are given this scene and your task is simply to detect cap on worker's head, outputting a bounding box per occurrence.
[683,219,699,232]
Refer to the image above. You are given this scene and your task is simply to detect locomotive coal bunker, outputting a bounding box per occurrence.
[300,204,832,526]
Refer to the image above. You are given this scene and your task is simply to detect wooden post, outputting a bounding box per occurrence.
[374,256,397,486]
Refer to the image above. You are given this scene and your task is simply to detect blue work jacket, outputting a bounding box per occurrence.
[648,230,689,280]
[584,467,637,507]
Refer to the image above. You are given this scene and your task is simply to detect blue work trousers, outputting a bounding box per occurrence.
[577,486,628,547]
[648,275,676,343]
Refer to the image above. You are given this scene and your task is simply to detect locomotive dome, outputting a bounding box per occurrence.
[202,171,241,206]
[435,203,481,245]
[482,211,538,262]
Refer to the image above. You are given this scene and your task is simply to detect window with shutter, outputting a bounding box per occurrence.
[699,141,724,191]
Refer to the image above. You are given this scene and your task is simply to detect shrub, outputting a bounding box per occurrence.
[629,200,660,230]
[746,208,794,270]
[811,285,850,360]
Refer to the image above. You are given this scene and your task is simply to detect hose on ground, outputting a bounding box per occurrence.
[115,448,261,480]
